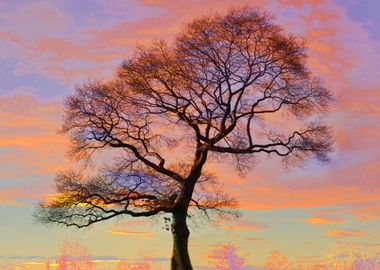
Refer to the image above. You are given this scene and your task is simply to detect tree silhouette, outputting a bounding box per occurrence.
[34,6,333,270]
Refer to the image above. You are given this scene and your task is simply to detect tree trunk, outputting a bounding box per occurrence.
[171,211,193,270]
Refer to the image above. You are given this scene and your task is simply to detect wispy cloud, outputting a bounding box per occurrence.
[109,230,154,236]
[224,223,267,231]
[246,237,266,241]
[224,219,269,231]
[305,215,346,225]
[326,229,367,237]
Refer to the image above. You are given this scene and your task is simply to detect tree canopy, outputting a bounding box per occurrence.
[35,6,333,270]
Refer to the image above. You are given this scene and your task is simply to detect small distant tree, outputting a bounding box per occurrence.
[34,6,333,270]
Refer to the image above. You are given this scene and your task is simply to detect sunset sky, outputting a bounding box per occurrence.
[1,0,380,269]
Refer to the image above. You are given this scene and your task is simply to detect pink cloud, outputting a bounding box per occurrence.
[277,0,327,8]
[0,1,269,82]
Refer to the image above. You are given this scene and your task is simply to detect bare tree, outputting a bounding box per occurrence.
[34,6,333,270]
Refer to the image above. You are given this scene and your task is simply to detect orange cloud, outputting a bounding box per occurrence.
[211,148,380,221]
[0,95,74,204]
[0,186,25,205]
[326,230,366,237]
[237,184,380,210]
[246,237,265,241]
[305,215,346,225]
[114,220,151,226]
[224,224,266,230]
[0,96,70,177]
[109,230,154,236]
[224,221,268,231]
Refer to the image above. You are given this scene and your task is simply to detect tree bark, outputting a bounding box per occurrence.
[171,211,193,270]
[170,147,204,270]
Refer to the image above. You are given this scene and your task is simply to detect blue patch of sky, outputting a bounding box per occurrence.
[60,58,119,82]
[5,255,46,260]
[334,0,380,41]
[0,147,9,153]
[0,205,70,256]
[276,146,378,183]
[0,174,53,186]
[274,159,333,182]
[0,57,70,99]
[0,1,19,16]
[55,0,165,32]
[269,1,310,36]
[0,205,168,258]
[239,208,328,255]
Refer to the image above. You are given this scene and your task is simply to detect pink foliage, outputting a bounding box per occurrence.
[56,239,95,270]
[265,250,292,270]
[208,244,246,270]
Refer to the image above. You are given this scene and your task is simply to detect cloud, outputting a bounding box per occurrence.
[224,220,268,231]
[0,1,162,83]
[304,215,346,225]
[0,0,271,85]
[0,186,25,205]
[0,95,73,204]
[0,95,69,176]
[114,220,152,226]
[109,230,154,236]
[277,0,327,8]
[224,224,267,231]
[326,230,366,237]
[105,0,380,224]
[216,128,380,222]
[246,237,266,242]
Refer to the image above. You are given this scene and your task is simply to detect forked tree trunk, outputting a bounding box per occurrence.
[171,211,193,270]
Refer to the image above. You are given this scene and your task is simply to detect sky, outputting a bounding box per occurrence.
[0,0,380,269]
